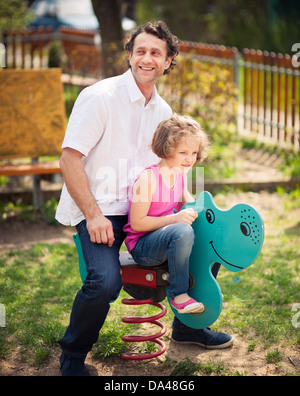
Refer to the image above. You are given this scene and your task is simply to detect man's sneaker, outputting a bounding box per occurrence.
[172,325,234,350]
[170,298,205,314]
[60,353,90,376]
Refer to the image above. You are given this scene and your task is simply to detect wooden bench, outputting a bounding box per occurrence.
[0,68,66,209]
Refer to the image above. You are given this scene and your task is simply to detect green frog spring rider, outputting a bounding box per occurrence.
[170,191,264,329]
[74,191,264,332]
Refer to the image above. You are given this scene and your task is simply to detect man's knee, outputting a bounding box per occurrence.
[83,270,122,302]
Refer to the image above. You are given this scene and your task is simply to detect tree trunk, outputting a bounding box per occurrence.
[91,0,124,78]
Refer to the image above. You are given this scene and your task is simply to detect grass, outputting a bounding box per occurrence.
[0,244,80,366]
[212,189,300,357]
[0,189,299,374]
[240,137,300,178]
[169,357,230,376]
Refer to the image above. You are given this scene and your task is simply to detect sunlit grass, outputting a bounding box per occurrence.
[0,189,299,372]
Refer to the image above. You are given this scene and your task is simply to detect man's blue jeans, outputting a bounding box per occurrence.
[59,216,128,358]
[59,218,219,358]
[131,223,195,299]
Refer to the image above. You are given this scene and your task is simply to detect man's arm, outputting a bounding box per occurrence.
[59,147,115,246]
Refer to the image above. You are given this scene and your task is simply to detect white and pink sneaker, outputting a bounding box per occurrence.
[170,298,204,314]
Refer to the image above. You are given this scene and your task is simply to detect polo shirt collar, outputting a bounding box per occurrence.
[124,69,158,106]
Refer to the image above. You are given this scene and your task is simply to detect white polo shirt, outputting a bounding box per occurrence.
[55,69,172,226]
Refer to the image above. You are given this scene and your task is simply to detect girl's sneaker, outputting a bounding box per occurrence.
[170,298,204,314]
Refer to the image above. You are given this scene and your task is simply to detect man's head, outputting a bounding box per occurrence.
[125,21,180,75]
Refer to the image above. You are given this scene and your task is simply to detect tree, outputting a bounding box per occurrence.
[91,0,125,78]
[136,0,300,53]
[0,0,34,30]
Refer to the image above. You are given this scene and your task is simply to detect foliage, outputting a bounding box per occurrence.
[280,154,300,178]
[170,357,229,376]
[240,137,300,178]
[136,0,300,53]
[158,54,239,179]
[44,198,59,225]
[47,41,63,69]
[159,54,238,143]
[0,198,59,225]
[64,84,81,118]
[0,0,34,30]
[266,349,284,365]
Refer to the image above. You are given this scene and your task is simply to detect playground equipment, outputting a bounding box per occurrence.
[74,191,264,360]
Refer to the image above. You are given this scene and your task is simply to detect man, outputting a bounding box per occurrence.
[56,21,233,376]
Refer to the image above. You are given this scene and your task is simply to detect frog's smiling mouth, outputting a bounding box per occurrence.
[209,241,244,270]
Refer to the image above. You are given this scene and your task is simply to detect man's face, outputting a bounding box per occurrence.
[128,33,173,90]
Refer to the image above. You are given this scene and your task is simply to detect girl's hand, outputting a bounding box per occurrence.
[174,208,198,225]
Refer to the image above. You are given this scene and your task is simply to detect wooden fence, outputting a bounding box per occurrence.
[1,28,299,151]
[1,26,101,77]
[1,27,54,69]
[242,49,300,151]
[180,41,300,151]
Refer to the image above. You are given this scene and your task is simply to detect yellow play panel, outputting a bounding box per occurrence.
[0,68,66,159]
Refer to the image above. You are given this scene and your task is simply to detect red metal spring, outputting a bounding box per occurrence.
[121,298,167,361]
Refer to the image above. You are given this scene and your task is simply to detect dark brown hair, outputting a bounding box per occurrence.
[124,21,180,75]
[151,114,210,163]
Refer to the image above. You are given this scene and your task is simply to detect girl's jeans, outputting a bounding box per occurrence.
[59,216,128,358]
[131,223,195,299]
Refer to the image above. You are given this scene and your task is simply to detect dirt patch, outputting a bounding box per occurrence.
[1,333,299,377]
[0,220,75,254]
[237,148,284,182]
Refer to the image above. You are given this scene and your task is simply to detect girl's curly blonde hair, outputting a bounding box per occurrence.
[151,113,210,163]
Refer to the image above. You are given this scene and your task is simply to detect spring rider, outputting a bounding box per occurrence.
[74,191,264,360]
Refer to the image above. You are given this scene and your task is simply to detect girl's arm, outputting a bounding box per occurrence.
[130,169,197,232]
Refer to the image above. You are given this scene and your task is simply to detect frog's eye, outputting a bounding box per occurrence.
[206,209,215,224]
[240,222,251,237]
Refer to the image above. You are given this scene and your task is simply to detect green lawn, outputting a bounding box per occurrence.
[0,189,299,374]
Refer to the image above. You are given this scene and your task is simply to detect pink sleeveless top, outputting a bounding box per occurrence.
[124,164,185,252]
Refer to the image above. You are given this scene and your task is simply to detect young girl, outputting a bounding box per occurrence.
[124,114,210,314]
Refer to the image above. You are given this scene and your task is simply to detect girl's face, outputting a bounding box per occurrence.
[165,135,200,173]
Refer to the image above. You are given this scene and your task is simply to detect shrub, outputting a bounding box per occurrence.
[158,54,238,144]
[158,54,239,179]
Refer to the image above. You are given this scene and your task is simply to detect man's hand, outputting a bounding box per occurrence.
[86,214,115,247]
[59,148,115,247]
